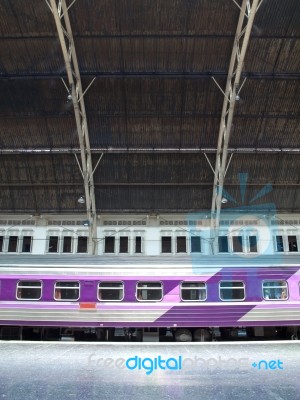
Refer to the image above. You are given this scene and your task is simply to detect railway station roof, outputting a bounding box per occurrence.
[0,0,299,215]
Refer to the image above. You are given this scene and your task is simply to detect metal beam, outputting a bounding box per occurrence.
[211,0,261,239]
[48,0,99,254]
[1,147,300,155]
[1,182,299,187]
[1,71,300,80]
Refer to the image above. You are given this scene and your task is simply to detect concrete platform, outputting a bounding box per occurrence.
[0,341,299,400]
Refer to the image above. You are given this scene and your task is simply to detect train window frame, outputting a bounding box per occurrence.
[219,281,245,301]
[16,280,42,301]
[97,281,124,302]
[136,281,163,302]
[54,281,80,301]
[180,281,207,302]
[262,280,288,301]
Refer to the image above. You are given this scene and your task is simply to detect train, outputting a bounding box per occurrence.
[0,254,299,341]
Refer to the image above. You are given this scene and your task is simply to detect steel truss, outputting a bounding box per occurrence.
[48,0,98,254]
[211,0,262,239]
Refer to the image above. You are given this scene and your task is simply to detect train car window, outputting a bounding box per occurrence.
[119,237,129,253]
[62,237,72,253]
[275,235,284,252]
[77,237,88,253]
[48,236,59,253]
[0,236,4,252]
[105,236,115,253]
[288,236,298,252]
[219,281,245,301]
[8,236,18,252]
[135,236,142,253]
[218,236,229,253]
[98,282,124,301]
[54,281,80,301]
[191,236,201,253]
[136,282,163,301]
[17,281,42,300]
[249,236,258,253]
[262,281,288,300]
[232,236,243,253]
[22,236,32,253]
[181,282,207,301]
[161,237,172,253]
[176,237,186,253]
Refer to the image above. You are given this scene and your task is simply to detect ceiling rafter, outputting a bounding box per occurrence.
[48,0,99,254]
[211,0,262,237]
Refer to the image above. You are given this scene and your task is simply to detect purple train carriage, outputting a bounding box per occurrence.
[0,254,299,341]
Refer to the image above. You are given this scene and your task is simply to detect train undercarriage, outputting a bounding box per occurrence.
[0,325,299,342]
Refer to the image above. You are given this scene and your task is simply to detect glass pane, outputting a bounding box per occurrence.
[105,237,115,253]
[220,281,244,288]
[191,236,201,252]
[77,237,87,253]
[232,236,243,252]
[22,236,32,253]
[8,236,18,252]
[162,237,172,253]
[48,236,59,253]
[220,281,245,300]
[276,236,284,252]
[0,236,3,252]
[55,281,80,300]
[63,237,72,253]
[288,236,298,252]
[119,237,128,253]
[249,236,257,252]
[135,236,142,253]
[263,281,288,300]
[99,283,123,301]
[218,236,228,253]
[17,281,41,300]
[176,237,186,253]
[137,282,162,301]
[99,282,123,288]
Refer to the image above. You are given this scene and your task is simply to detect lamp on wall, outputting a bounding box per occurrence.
[221,197,228,204]
[78,196,85,204]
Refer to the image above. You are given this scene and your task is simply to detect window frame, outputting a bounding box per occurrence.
[136,281,163,302]
[54,281,80,301]
[180,281,207,302]
[219,280,245,302]
[16,280,42,301]
[97,281,124,302]
[262,280,288,301]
